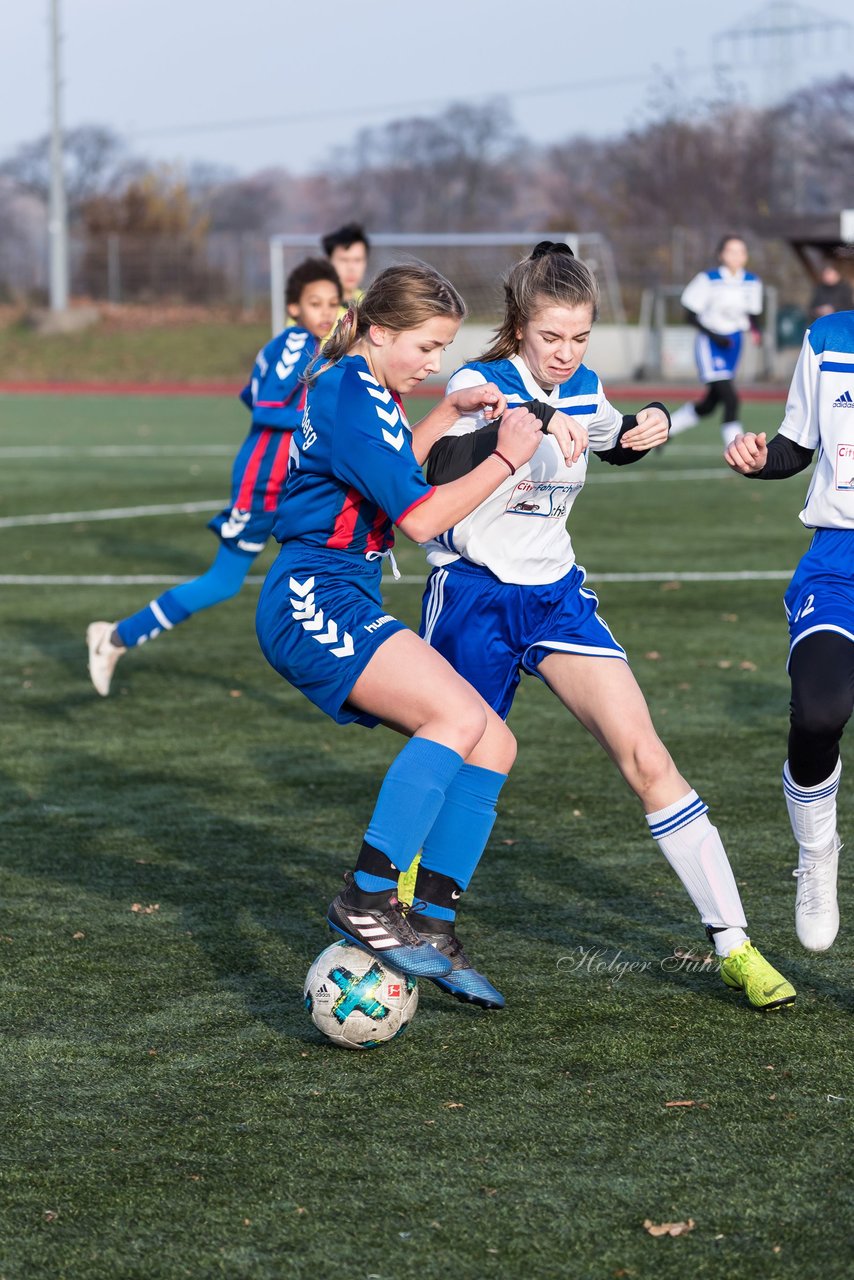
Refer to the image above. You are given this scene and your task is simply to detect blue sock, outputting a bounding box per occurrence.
[115,545,254,647]
[353,738,463,893]
[418,764,508,920]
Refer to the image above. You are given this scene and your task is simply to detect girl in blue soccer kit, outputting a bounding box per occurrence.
[669,235,763,448]
[419,242,795,1009]
[726,308,854,955]
[255,263,546,1004]
[86,259,342,695]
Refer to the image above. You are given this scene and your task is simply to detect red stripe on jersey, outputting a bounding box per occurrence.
[263,430,293,511]
[236,429,272,509]
[396,486,435,524]
[327,486,364,549]
[365,507,391,553]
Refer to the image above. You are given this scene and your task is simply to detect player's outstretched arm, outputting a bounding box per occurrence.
[618,406,670,451]
[399,408,541,542]
[410,382,507,464]
[725,431,815,479]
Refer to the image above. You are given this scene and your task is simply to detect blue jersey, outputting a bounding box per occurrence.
[239,325,317,431]
[273,353,434,555]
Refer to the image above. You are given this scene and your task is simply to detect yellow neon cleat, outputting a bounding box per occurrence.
[720,940,796,1010]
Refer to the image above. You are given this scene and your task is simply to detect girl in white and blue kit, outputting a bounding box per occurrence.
[669,235,763,448]
[417,242,795,1010]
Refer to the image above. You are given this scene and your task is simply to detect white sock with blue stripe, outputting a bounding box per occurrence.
[646,790,748,955]
[783,758,840,858]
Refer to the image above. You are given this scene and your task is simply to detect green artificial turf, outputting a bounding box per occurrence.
[0,395,852,1279]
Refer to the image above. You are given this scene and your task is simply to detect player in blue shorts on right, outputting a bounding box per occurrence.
[726,308,854,953]
[418,242,795,1010]
[256,263,546,1003]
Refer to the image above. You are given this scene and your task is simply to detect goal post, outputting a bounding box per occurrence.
[268,231,627,337]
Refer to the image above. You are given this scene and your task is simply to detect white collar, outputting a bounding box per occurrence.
[509,353,562,405]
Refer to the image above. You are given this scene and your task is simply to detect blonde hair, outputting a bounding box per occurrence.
[308,262,466,383]
[481,241,599,362]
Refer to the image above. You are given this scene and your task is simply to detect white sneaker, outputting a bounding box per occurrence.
[721,420,744,449]
[793,838,841,951]
[86,621,126,696]
[668,402,700,437]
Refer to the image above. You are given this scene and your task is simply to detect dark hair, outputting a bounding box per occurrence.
[322,222,371,257]
[480,241,599,362]
[716,233,747,258]
[286,257,342,308]
[308,262,466,384]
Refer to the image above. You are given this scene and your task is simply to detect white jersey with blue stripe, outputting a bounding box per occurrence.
[423,354,622,585]
[681,267,762,336]
[778,310,854,530]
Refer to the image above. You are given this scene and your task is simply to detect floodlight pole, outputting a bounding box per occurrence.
[48,0,69,313]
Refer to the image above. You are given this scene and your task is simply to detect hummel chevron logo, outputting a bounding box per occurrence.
[375,405,399,427]
[289,576,315,597]
[366,386,392,404]
[833,390,854,408]
[290,593,315,619]
[302,609,326,632]
[382,428,404,451]
[357,371,380,386]
[314,619,354,657]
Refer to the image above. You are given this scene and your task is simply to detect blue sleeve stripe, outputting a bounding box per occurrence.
[649,797,708,839]
[820,360,854,372]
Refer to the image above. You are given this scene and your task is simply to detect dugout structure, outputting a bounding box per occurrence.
[268,232,628,338]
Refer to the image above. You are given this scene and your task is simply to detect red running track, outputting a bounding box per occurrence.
[0,380,789,400]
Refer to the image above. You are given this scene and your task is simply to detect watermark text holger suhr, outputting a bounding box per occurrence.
[557,946,721,981]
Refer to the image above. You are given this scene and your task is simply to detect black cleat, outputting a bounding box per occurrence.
[327,873,453,980]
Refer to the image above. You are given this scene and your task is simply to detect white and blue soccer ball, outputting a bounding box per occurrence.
[304,941,419,1049]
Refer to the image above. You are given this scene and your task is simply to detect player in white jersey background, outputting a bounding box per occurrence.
[669,235,763,448]
[726,308,854,954]
[419,242,796,1010]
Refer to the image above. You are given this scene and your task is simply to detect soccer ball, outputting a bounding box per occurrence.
[304,941,419,1050]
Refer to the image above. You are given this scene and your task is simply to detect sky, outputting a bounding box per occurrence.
[3,0,853,177]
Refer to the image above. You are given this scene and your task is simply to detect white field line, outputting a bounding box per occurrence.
[0,468,735,532]
[0,445,233,459]
[0,500,222,529]
[0,570,792,587]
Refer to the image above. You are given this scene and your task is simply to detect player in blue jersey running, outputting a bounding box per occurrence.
[418,241,795,1010]
[669,235,763,448]
[86,258,343,695]
[255,263,546,1001]
[726,309,854,953]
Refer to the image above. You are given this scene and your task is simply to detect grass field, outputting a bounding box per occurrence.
[1,392,852,1279]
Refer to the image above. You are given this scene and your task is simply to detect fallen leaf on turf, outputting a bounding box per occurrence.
[443,1101,464,1109]
[644,651,661,660]
[44,1210,59,1222]
[229,690,242,698]
[243,1218,251,1226]
[664,1100,696,1108]
[481,1186,498,1196]
[72,931,85,940]
[131,903,160,914]
[643,1218,695,1237]
[501,839,516,846]
[773,1245,781,1254]
[721,613,739,622]
[717,660,732,669]
[739,660,758,671]
[295,1207,307,1216]
[661,581,681,591]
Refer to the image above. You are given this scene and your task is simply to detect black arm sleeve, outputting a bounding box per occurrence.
[425,398,557,485]
[595,401,671,467]
[749,433,814,480]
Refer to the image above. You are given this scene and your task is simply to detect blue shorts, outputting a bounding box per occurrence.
[420,558,626,720]
[256,545,406,725]
[784,528,854,668]
[695,331,742,383]
[208,426,293,556]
